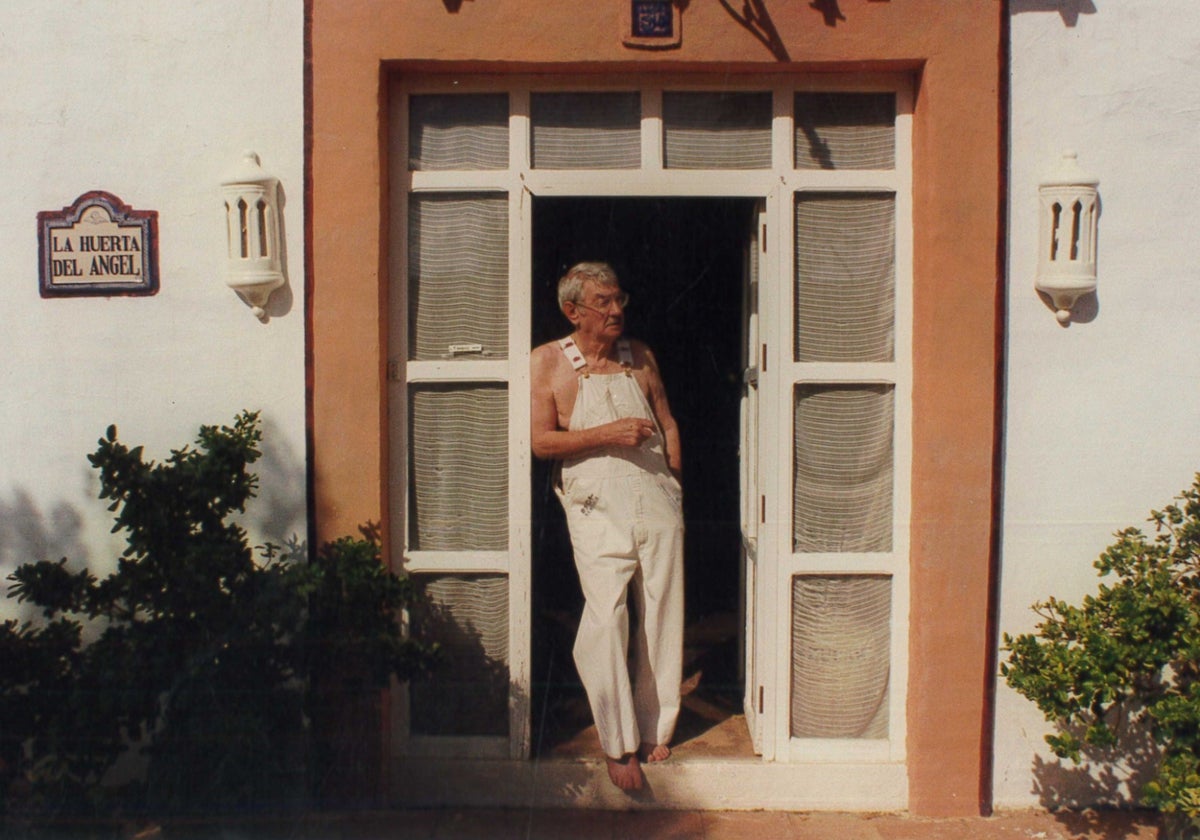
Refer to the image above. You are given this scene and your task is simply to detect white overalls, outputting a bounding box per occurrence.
[556,336,685,759]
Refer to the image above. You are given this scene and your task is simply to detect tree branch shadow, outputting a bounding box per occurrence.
[1030,715,1164,839]
[254,415,308,550]
[810,0,846,27]
[716,0,791,61]
[1010,0,1099,27]
[0,488,90,622]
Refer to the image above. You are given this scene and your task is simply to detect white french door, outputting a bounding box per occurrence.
[741,200,769,755]
[388,74,912,767]
[758,89,913,765]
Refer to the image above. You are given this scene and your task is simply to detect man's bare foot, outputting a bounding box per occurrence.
[605,753,644,791]
[639,742,671,763]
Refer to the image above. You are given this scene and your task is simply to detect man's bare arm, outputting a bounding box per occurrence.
[640,344,682,479]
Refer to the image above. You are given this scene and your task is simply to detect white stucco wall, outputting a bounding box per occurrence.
[0,1,306,618]
[995,1,1200,808]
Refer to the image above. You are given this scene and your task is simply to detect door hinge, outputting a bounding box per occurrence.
[758,685,765,715]
[760,495,766,524]
[761,343,767,373]
[387,360,401,381]
[761,222,767,252]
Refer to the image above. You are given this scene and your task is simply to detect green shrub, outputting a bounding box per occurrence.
[1003,474,1200,818]
[0,412,435,819]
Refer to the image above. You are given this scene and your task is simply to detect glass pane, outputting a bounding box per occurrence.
[662,91,772,169]
[794,92,895,170]
[410,574,509,737]
[791,575,891,739]
[408,194,508,360]
[793,385,893,553]
[409,385,508,551]
[794,193,895,362]
[409,94,508,171]
[531,92,640,169]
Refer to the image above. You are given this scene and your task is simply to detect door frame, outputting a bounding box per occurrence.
[385,72,913,767]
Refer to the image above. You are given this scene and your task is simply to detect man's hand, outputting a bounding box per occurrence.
[604,417,655,447]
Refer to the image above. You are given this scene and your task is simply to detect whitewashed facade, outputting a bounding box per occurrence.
[0,1,307,599]
[995,0,1200,808]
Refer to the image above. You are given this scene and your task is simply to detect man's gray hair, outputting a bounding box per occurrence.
[558,262,619,311]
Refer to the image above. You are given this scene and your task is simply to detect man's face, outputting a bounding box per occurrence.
[569,280,627,339]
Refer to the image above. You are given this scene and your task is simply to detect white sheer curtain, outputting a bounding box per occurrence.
[793,385,894,554]
[795,193,895,363]
[408,194,508,361]
[790,575,891,739]
[531,92,641,169]
[662,91,772,169]
[794,92,895,171]
[408,93,508,170]
[409,385,509,552]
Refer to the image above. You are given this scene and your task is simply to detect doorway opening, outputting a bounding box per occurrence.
[530,196,758,759]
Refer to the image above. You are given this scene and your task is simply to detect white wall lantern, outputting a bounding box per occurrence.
[1036,151,1099,324]
[221,151,285,320]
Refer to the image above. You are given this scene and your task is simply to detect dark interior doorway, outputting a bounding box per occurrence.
[530,197,756,757]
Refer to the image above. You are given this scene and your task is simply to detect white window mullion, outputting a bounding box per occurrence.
[887,570,909,762]
[642,88,663,170]
[888,82,914,764]
[510,87,530,171]
[387,84,413,565]
[404,360,509,382]
[786,361,898,384]
[523,170,777,197]
[789,172,902,193]
[772,84,792,172]
[508,181,533,759]
[785,553,900,576]
[404,551,510,574]
[386,83,413,754]
[409,172,512,191]
[765,183,794,763]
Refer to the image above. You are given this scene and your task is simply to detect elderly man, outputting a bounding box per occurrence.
[530,261,685,791]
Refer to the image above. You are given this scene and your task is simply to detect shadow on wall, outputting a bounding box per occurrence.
[1030,716,1159,812]
[254,414,308,550]
[717,0,790,60]
[0,489,90,621]
[0,414,305,622]
[260,183,295,321]
[1037,289,1100,325]
[408,576,512,740]
[1011,0,1098,27]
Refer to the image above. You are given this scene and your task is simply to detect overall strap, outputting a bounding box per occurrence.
[558,337,588,373]
[616,338,634,376]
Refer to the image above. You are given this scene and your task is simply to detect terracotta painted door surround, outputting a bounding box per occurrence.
[309,0,1004,818]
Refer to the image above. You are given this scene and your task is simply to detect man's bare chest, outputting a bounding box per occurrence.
[551,366,650,430]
